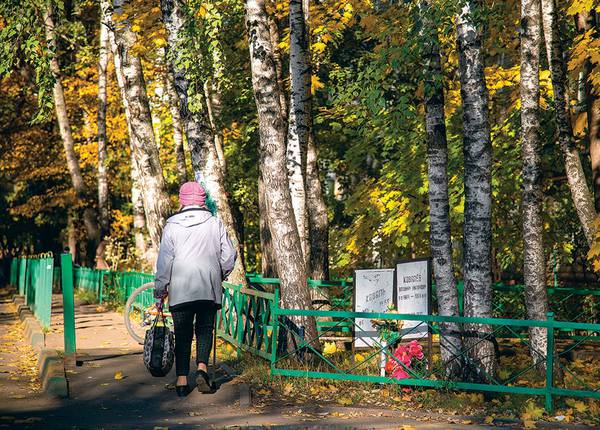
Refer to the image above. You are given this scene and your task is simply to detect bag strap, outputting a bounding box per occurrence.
[152,299,167,328]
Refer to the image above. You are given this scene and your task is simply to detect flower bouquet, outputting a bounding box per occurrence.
[385,340,426,380]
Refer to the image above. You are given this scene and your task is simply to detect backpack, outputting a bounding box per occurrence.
[143,309,175,377]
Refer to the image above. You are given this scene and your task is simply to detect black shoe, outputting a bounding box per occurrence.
[176,384,192,397]
[195,369,212,393]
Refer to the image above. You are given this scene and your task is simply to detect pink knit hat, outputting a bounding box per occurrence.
[179,182,206,207]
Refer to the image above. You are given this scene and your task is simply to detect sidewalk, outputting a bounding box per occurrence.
[1,289,597,429]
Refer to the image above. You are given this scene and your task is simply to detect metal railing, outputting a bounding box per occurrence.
[217,282,278,360]
[269,306,600,412]
[10,254,54,329]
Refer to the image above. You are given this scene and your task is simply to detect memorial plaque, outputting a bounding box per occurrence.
[395,258,431,340]
[353,268,395,348]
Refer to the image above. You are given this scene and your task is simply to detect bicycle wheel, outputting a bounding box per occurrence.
[124,282,170,344]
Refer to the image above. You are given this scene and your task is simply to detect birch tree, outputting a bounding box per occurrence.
[44,4,101,266]
[131,149,149,261]
[288,0,330,280]
[421,1,462,377]
[455,0,497,380]
[97,10,110,238]
[541,0,596,245]
[520,0,548,365]
[160,0,247,286]
[104,0,171,255]
[245,0,317,341]
[259,173,278,277]
[287,0,311,259]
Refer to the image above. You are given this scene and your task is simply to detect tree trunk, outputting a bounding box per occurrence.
[306,135,329,280]
[160,0,247,286]
[106,0,171,256]
[44,5,100,267]
[67,211,78,264]
[204,80,227,172]
[131,149,149,263]
[97,11,110,238]
[421,1,463,378]
[245,0,317,344]
[456,0,497,381]
[576,12,600,212]
[541,0,596,245]
[259,172,278,277]
[268,15,288,124]
[521,0,548,366]
[166,71,188,184]
[287,0,310,260]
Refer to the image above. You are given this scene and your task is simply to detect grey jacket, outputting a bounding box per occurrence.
[154,208,237,307]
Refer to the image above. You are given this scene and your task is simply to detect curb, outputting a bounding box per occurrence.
[11,294,68,398]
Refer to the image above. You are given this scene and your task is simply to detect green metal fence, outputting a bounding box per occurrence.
[217,282,278,360]
[269,306,600,412]
[18,258,27,296]
[12,254,54,329]
[74,267,108,302]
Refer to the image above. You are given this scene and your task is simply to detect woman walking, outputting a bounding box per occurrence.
[154,182,237,397]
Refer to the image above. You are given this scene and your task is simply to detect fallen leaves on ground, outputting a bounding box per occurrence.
[114,371,124,380]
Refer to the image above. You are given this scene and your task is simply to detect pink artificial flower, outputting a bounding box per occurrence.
[393,346,412,366]
[392,367,410,379]
[408,340,424,360]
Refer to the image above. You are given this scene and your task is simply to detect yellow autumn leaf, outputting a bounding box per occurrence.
[484,415,495,424]
[402,426,417,430]
[336,397,352,406]
[282,382,293,396]
[523,420,536,429]
[313,42,327,53]
[354,353,365,363]
[114,371,124,380]
[131,24,141,33]
[522,400,544,421]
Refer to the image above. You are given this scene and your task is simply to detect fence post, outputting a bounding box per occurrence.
[236,286,244,359]
[18,258,27,296]
[270,288,280,372]
[61,253,76,357]
[545,312,555,413]
[38,255,53,329]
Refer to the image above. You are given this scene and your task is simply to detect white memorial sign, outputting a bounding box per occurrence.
[353,268,395,348]
[395,259,431,340]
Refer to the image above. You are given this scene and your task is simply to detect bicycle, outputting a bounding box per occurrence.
[124,282,173,344]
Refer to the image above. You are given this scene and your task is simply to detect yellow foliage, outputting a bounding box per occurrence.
[323,341,338,356]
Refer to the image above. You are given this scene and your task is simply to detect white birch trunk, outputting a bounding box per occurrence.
[259,172,278,277]
[131,149,149,262]
[421,1,463,378]
[160,0,247,286]
[44,5,101,267]
[97,12,110,238]
[456,0,497,380]
[268,15,288,124]
[521,0,548,366]
[245,0,317,342]
[287,0,310,260]
[105,0,171,256]
[541,0,596,245]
